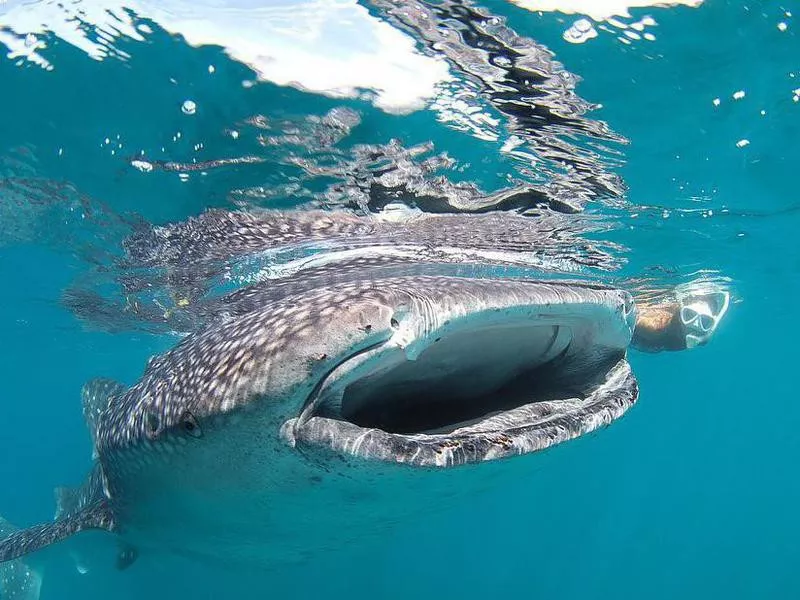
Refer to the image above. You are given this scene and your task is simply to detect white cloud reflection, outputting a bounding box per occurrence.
[509,0,703,20]
[0,0,451,113]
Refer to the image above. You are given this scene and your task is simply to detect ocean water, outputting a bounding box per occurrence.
[0,0,798,598]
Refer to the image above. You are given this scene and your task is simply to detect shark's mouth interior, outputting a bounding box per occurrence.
[288,306,638,467]
[338,324,577,435]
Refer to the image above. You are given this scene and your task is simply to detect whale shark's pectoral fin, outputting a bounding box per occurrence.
[0,500,116,565]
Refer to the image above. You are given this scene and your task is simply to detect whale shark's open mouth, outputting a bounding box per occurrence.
[286,296,639,467]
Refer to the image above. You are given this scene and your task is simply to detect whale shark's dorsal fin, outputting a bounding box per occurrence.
[54,486,81,521]
[0,500,116,565]
[81,378,126,457]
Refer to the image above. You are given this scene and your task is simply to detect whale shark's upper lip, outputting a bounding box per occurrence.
[283,299,638,468]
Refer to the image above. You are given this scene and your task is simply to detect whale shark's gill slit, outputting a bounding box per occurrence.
[540,324,561,360]
[296,339,390,430]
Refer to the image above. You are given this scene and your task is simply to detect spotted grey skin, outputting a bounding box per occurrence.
[65,207,622,334]
[0,465,115,562]
[0,481,113,564]
[123,208,617,272]
[0,442,128,599]
[68,252,614,336]
[0,275,638,572]
[122,209,371,267]
[0,517,42,600]
[94,276,633,456]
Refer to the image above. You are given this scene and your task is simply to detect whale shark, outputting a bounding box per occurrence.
[0,273,637,598]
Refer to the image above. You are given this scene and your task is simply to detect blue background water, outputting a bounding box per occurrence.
[1,0,798,597]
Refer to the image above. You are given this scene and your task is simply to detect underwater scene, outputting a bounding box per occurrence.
[0,0,797,598]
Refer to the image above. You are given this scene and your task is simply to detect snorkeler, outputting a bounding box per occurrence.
[632,282,730,352]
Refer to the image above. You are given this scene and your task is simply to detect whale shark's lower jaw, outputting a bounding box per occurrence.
[283,303,639,468]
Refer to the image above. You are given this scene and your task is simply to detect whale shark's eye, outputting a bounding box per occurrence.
[181,411,202,438]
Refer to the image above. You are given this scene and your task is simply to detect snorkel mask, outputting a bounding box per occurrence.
[676,286,731,349]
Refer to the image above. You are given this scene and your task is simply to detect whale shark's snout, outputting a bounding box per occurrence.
[282,277,638,467]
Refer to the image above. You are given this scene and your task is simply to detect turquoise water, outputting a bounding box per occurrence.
[0,0,798,597]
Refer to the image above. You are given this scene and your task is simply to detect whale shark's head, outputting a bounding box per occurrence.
[96,276,637,479]
[283,278,638,467]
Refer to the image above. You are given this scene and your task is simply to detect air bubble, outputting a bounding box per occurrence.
[181,100,197,115]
